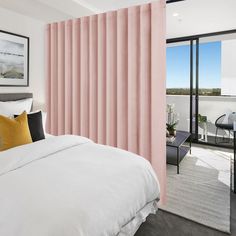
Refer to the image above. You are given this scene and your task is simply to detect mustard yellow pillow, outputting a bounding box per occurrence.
[0,111,32,151]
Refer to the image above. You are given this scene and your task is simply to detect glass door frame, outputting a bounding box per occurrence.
[189,39,199,142]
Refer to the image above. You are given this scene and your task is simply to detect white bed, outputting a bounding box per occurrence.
[0,135,160,236]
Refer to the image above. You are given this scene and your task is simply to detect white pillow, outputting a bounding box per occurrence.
[41,111,47,133]
[0,98,33,117]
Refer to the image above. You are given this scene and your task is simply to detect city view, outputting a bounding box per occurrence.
[166,88,221,96]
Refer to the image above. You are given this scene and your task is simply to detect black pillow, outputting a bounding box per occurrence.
[14,111,45,142]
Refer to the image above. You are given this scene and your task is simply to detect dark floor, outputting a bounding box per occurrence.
[135,192,236,236]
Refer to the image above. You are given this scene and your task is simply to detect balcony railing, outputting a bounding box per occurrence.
[166,95,236,144]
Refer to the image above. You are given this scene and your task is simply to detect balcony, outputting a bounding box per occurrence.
[167,95,236,146]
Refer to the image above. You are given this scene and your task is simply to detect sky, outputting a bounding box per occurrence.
[166,41,221,89]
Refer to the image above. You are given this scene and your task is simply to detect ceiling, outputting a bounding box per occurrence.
[0,0,235,38]
[166,0,236,39]
[0,0,93,23]
[74,0,156,13]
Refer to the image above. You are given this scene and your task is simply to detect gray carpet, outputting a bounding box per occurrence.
[160,145,232,233]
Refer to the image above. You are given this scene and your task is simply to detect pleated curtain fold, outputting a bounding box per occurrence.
[46,0,166,203]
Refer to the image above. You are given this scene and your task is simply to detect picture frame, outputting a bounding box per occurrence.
[0,30,29,87]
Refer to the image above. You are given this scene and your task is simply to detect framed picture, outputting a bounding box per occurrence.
[0,30,29,87]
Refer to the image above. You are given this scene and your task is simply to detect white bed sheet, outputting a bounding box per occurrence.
[118,200,158,236]
[0,135,160,236]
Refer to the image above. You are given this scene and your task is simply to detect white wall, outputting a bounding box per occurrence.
[221,39,236,96]
[0,7,45,110]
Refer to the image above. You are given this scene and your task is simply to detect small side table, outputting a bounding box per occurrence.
[166,131,191,174]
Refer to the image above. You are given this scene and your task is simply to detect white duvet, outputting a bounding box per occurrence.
[0,135,160,236]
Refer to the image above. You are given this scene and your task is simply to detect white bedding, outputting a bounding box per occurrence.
[0,135,160,236]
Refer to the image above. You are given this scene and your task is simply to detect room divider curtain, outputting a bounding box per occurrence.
[46,0,166,203]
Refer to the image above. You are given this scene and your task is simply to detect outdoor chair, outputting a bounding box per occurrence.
[215,114,234,144]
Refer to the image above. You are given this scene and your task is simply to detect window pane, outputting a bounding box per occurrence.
[199,41,221,96]
[167,43,190,95]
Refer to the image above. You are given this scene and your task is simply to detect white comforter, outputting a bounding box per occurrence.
[0,135,160,236]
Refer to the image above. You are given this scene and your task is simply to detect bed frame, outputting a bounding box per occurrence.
[0,93,33,102]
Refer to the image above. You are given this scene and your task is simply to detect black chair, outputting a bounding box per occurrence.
[215,114,233,144]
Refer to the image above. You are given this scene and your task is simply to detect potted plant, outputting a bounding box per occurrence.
[166,104,179,137]
[198,114,207,123]
[166,122,178,136]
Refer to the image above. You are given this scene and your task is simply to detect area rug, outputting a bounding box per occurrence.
[160,145,232,233]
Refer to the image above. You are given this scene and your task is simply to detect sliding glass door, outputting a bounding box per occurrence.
[167,31,236,147]
[197,33,236,146]
[166,41,191,133]
[166,39,198,141]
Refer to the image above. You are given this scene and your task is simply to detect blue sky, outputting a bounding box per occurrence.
[166,41,221,88]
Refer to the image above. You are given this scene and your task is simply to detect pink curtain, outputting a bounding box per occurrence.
[46,1,166,203]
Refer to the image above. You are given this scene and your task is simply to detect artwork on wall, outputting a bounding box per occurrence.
[0,30,29,87]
